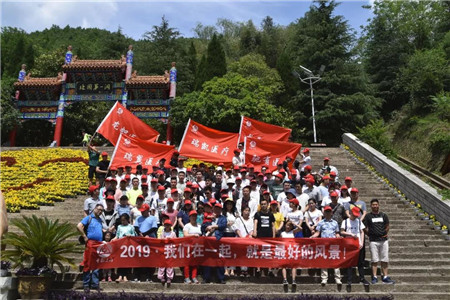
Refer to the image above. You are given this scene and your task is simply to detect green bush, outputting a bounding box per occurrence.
[357,119,395,156]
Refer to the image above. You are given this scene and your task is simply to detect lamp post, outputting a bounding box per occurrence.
[292,66,322,143]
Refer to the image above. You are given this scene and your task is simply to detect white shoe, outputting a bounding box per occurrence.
[336,278,342,285]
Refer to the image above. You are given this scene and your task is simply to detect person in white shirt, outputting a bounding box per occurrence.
[322,191,342,207]
[236,186,258,218]
[235,206,254,277]
[340,206,370,289]
[299,148,311,171]
[303,198,323,237]
[295,182,309,213]
[150,185,167,225]
[339,186,351,204]
[279,187,297,218]
[319,157,339,179]
[281,220,302,287]
[286,198,303,238]
[232,149,244,167]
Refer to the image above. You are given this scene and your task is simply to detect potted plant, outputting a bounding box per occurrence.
[434,221,441,231]
[1,215,82,299]
[441,225,448,235]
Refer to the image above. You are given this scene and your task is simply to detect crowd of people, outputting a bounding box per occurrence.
[78,146,394,293]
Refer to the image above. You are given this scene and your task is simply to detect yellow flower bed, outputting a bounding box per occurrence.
[1,149,88,212]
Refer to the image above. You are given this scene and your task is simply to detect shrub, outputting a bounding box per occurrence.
[357,119,395,156]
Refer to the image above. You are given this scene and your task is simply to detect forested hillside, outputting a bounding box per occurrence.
[1,1,449,173]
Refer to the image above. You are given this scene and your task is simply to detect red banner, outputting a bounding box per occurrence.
[110,134,175,170]
[239,116,292,143]
[96,101,160,146]
[83,237,359,271]
[178,119,239,167]
[244,137,302,172]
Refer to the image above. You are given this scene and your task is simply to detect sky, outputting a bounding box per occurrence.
[1,0,374,40]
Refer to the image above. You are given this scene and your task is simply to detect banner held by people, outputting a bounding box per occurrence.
[244,137,302,172]
[239,116,292,143]
[109,133,175,171]
[83,236,359,271]
[96,101,160,146]
[178,119,239,167]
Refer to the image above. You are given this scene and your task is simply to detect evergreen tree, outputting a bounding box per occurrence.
[239,20,261,56]
[194,54,207,90]
[259,16,280,68]
[204,34,227,82]
[289,0,381,145]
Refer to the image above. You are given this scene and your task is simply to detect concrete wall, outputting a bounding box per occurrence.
[342,133,450,226]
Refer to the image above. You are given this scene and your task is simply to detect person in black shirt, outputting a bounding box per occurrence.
[363,199,395,285]
[96,152,110,187]
[253,199,275,238]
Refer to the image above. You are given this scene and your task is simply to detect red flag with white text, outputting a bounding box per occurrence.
[96,101,159,146]
[239,116,292,143]
[244,137,301,172]
[110,134,175,171]
[178,119,239,167]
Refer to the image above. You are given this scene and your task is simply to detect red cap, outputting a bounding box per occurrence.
[270,200,278,206]
[204,201,212,207]
[101,151,108,156]
[322,175,330,180]
[110,167,117,171]
[235,177,242,181]
[279,169,286,174]
[257,173,264,177]
[120,179,127,183]
[250,179,257,183]
[351,188,359,193]
[218,163,224,167]
[220,193,228,199]
[136,195,145,201]
[247,164,254,168]
[157,186,166,191]
[141,175,147,180]
[351,206,361,217]
[323,206,332,211]
[304,165,312,171]
[324,157,330,161]
[167,198,174,203]
[157,170,165,175]
[234,148,241,153]
[340,186,348,190]
[191,183,199,189]
[214,202,223,208]
[106,195,115,201]
[330,191,338,197]
[289,198,299,206]
[186,181,193,187]
[330,171,337,176]
[277,161,283,165]
[263,190,271,195]
[171,188,178,194]
[105,177,112,182]
[184,188,192,193]
[240,168,247,173]
[189,210,198,216]
[275,174,284,180]
[306,177,315,184]
[345,177,352,181]
[88,185,100,193]
[291,169,298,175]
[151,178,158,183]
[233,165,240,170]
[187,168,192,172]
[184,200,192,206]
[303,148,310,153]
[164,219,172,226]
[139,203,150,212]
[125,174,131,179]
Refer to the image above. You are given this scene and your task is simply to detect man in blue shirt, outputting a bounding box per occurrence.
[77,204,104,293]
[134,203,158,237]
[133,203,157,282]
[311,206,342,286]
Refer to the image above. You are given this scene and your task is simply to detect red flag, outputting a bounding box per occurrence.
[179,119,239,167]
[110,134,175,171]
[96,101,159,146]
[239,116,292,143]
[244,137,301,172]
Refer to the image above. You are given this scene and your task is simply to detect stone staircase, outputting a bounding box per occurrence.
[6,147,450,299]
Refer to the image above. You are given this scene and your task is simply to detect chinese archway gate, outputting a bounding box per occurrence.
[12,59,174,146]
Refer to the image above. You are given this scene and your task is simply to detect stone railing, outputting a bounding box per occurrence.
[342,133,450,226]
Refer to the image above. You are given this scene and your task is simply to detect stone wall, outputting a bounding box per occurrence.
[342,133,450,226]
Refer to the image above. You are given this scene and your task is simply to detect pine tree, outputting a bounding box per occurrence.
[205,34,227,81]
[194,54,207,90]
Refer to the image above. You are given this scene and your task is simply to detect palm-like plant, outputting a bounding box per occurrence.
[1,215,83,273]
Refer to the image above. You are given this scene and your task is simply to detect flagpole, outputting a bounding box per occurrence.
[238,115,244,147]
[178,118,191,153]
[243,136,247,165]
[104,132,122,187]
